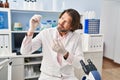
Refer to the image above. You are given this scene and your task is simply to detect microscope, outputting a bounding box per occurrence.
[80,59,101,80]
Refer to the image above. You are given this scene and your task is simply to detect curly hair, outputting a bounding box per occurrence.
[59,9,83,32]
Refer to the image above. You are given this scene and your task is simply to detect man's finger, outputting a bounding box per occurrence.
[58,40,64,47]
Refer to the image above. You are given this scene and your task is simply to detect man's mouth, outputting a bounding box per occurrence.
[57,27,68,32]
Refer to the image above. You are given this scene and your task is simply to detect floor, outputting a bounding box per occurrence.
[102,57,120,80]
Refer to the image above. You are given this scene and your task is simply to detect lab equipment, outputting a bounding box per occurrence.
[0,1,3,7]
[80,59,101,80]
[40,22,47,30]
[82,34,103,52]
[29,14,41,32]
[13,22,22,31]
[4,0,9,8]
[52,20,57,27]
[47,20,52,28]
[84,19,100,34]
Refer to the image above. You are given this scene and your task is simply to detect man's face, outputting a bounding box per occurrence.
[57,12,72,32]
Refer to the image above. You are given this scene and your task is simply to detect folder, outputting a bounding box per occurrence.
[0,34,10,56]
[4,35,9,49]
[0,35,4,55]
[3,35,10,55]
[0,35,4,48]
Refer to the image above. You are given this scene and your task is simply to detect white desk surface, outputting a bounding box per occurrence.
[0,53,43,58]
[0,51,103,58]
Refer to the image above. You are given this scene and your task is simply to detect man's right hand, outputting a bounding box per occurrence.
[29,14,42,32]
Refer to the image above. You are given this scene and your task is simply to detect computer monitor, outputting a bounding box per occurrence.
[12,33,39,54]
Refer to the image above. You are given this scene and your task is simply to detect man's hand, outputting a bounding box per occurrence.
[29,14,42,32]
[52,39,67,56]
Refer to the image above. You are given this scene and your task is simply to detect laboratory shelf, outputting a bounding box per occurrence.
[24,75,40,79]
[24,61,42,65]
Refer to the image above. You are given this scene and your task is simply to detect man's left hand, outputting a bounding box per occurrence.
[52,39,67,56]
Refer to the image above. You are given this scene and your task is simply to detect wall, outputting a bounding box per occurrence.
[101,0,120,63]
[63,0,102,18]
[8,0,102,18]
[114,6,120,63]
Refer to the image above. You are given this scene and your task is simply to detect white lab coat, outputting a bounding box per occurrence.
[20,27,84,80]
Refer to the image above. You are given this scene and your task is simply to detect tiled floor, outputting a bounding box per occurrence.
[102,57,120,80]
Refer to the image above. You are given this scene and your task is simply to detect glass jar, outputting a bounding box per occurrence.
[4,0,9,8]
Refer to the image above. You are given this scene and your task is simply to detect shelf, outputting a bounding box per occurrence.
[24,75,40,79]
[0,53,43,58]
[11,31,40,33]
[0,30,10,34]
[0,8,10,11]
[24,61,41,65]
[19,54,43,58]
[0,8,58,80]
[11,9,61,13]
[83,51,103,53]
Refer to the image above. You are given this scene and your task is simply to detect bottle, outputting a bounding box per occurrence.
[33,0,37,10]
[4,0,9,8]
[41,22,47,30]
[47,20,52,28]
[24,0,31,10]
[23,0,27,10]
[13,22,22,31]
[52,0,57,11]
[0,1,3,7]
[52,20,57,27]
[10,0,18,9]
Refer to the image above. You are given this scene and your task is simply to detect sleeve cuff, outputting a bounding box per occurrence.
[65,53,74,64]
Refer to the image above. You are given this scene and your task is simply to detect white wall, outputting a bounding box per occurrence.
[63,0,102,18]
[114,4,120,64]
[101,0,120,63]
[8,0,102,18]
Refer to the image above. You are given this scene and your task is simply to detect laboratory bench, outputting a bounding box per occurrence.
[0,51,103,80]
[0,53,43,80]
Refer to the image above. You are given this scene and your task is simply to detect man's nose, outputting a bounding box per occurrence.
[61,20,65,25]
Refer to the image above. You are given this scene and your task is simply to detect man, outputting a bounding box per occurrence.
[20,8,84,80]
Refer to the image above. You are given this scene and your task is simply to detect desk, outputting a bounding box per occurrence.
[0,53,43,80]
[0,52,103,80]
